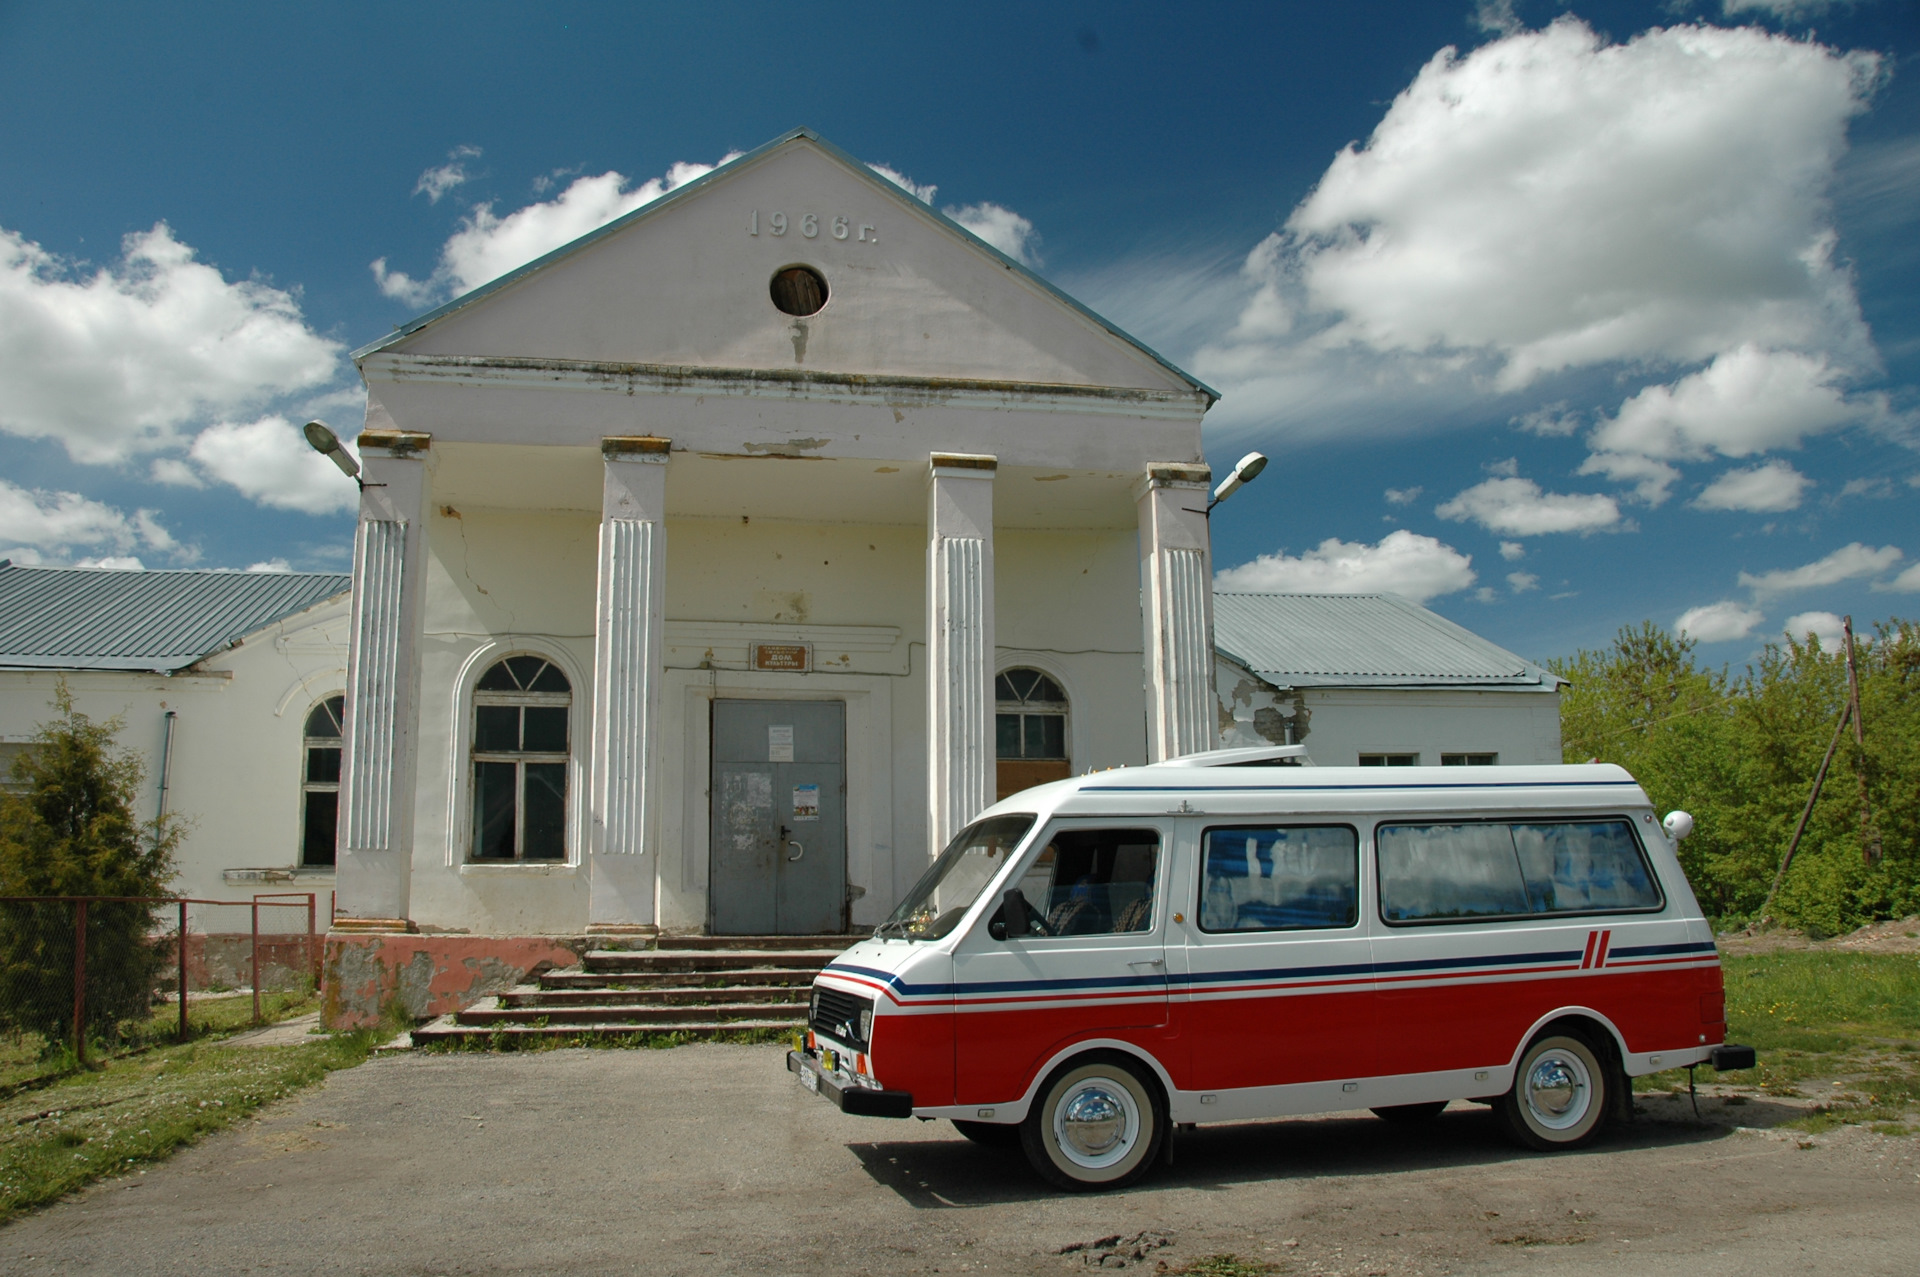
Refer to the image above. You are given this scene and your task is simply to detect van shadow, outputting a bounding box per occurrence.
[844,1096,1806,1209]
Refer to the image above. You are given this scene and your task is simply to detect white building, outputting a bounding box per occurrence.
[0,560,352,920]
[1214,592,1563,767]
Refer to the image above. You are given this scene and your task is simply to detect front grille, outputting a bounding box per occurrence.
[809,985,872,1050]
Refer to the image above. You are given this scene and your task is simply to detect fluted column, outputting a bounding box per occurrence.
[926,453,996,857]
[588,436,670,931]
[1138,463,1216,762]
[335,430,431,929]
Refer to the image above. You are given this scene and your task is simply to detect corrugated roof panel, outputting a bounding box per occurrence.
[1213,592,1555,688]
[0,563,351,673]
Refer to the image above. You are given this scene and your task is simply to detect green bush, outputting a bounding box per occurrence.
[1551,619,1919,931]
[0,685,180,1046]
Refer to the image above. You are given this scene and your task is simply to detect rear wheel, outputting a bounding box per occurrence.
[952,1119,1022,1148]
[1496,1033,1608,1151]
[1371,1101,1448,1124]
[1020,1056,1163,1191]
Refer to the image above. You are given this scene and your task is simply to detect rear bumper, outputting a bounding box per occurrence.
[1709,1043,1757,1072]
[786,1049,914,1118]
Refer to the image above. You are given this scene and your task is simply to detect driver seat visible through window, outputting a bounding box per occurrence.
[1012,829,1161,936]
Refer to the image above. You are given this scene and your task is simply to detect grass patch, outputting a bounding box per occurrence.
[0,987,319,1095]
[1634,951,1920,1133]
[0,995,380,1223]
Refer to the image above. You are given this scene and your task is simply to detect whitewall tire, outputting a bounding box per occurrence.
[1496,1033,1609,1151]
[1020,1056,1163,1191]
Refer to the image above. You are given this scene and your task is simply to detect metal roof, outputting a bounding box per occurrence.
[1213,592,1560,691]
[0,561,350,674]
[351,128,1218,403]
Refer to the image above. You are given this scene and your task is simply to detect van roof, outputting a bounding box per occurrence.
[979,759,1647,822]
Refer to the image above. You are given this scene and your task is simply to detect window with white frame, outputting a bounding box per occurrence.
[300,696,344,867]
[995,667,1070,800]
[470,655,571,861]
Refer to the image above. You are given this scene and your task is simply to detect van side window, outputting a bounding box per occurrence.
[1014,829,1160,936]
[1378,819,1662,924]
[1200,826,1357,932]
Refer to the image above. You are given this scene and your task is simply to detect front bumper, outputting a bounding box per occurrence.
[786,1049,914,1118]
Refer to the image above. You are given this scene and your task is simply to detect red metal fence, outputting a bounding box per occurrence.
[0,893,321,1079]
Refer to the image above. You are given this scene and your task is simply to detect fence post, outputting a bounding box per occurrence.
[178,899,189,1043]
[72,900,88,1067]
[307,893,319,989]
[251,899,262,1025]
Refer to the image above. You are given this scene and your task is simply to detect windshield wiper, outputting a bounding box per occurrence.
[872,919,912,941]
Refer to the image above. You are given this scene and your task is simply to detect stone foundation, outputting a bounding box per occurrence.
[320,932,607,1029]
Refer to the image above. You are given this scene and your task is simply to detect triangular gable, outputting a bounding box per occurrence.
[354,129,1215,400]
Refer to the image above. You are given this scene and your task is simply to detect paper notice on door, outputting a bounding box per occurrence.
[768,724,794,762]
[792,783,820,821]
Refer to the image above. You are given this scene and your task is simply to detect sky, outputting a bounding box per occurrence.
[1,0,1916,668]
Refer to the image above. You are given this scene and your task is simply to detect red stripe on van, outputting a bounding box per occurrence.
[1594,930,1613,968]
[1581,931,1599,969]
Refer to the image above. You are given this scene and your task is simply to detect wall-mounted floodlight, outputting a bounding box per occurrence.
[302,420,362,485]
[1208,451,1268,511]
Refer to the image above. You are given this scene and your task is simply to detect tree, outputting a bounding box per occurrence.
[0,685,180,1047]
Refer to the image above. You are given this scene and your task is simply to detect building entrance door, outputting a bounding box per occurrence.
[709,700,847,935]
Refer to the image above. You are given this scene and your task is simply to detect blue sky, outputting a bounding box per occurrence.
[1,0,1916,667]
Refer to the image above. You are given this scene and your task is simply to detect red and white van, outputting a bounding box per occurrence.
[787,748,1753,1190]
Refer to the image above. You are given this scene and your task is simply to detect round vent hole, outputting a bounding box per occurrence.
[770,266,828,317]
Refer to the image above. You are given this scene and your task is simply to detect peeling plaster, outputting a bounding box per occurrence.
[322,934,590,1029]
[1216,656,1309,749]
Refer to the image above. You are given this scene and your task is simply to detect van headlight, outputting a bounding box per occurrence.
[859,1008,873,1043]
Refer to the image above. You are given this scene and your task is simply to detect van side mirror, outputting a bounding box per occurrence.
[989,888,1033,941]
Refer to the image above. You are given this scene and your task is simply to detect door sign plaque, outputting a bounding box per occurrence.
[753,643,812,672]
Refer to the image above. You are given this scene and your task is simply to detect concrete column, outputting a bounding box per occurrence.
[926,453,996,856]
[335,430,432,930]
[588,437,670,932]
[1137,463,1216,762]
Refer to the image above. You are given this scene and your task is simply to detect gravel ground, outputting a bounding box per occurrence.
[1,1045,1915,1276]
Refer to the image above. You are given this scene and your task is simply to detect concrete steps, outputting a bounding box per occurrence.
[410,939,847,1047]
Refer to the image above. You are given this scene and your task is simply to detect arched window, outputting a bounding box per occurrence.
[300,696,344,867]
[471,655,571,861]
[995,668,1070,800]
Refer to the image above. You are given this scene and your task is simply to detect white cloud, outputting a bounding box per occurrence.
[1184,18,1880,444]
[1589,346,1867,462]
[245,558,293,573]
[1436,476,1622,535]
[1739,542,1903,596]
[1514,404,1580,437]
[0,479,179,562]
[1281,21,1877,389]
[1873,562,1920,593]
[1782,610,1846,646]
[415,145,482,204]
[0,223,341,463]
[868,163,936,204]
[1474,0,1521,36]
[149,458,205,488]
[1677,601,1765,642]
[1576,452,1682,505]
[1839,476,1892,500]
[1507,571,1539,593]
[947,203,1039,266]
[373,152,744,307]
[1484,457,1519,477]
[1693,459,1811,512]
[1498,540,1525,561]
[1385,486,1422,506]
[187,415,360,516]
[74,555,145,571]
[1215,529,1476,602]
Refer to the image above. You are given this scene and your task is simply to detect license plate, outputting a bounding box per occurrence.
[799,1063,819,1093]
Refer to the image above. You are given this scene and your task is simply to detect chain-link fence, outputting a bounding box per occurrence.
[0,893,322,1092]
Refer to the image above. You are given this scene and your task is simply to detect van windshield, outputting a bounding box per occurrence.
[877,814,1036,941]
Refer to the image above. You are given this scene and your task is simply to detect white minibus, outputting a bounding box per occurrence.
[788,748,1752,1190]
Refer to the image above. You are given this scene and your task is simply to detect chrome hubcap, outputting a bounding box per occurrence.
[1053,1078,1140,1168]
[1525,1052,1590,1130]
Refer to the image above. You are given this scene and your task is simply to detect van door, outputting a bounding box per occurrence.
[950,823,1169,1106]
[1179,822,1374,1093]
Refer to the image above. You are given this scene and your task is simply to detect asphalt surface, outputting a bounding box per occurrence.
[2,1045,1916,1275]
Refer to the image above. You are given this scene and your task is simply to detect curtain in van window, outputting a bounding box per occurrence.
[1511,821,1661,912]
[1200,826,1357,931]
[1376,824,1531,922]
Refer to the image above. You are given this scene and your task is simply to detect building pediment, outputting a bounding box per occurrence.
[356,130,1210,400]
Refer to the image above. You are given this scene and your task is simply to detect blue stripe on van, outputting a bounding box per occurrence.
[825,945,1649,1003]
[1607,941,1718,958]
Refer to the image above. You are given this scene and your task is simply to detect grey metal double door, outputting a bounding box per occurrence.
[709,700,846,935]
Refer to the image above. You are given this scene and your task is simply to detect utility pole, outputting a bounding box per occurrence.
[1842,617,1881,866]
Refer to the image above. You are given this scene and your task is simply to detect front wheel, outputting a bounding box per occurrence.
[1495,1034,1608,1151]
[1020,1056,1164,1191]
